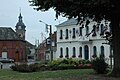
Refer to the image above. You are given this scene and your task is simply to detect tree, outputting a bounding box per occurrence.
[29,0,120,76]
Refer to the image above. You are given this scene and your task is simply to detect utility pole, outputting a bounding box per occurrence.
[39,20,53,61]
[49,25,53,61]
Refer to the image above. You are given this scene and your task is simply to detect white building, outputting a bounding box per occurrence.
[56,18,112,64]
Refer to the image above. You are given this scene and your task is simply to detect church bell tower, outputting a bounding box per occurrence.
[15,12,26,40]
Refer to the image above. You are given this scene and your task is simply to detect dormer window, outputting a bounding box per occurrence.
[100,24,104,35]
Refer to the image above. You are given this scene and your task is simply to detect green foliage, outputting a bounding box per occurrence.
[92,57,108,74]
[11,63,42,72]
[11,63,32,72]
[25,47,31,55]
[11,59,93,72]
[29,0,120,21]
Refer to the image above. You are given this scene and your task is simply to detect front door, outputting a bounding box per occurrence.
[84,45,89,60]
[15,51,20,62]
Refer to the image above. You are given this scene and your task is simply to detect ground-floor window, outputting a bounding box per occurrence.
[78,47,82,57]
[72,47,76,58]
[92,46,97,58]
[60,47,63,58]
[65,47,69,58]
[100,46,104,57]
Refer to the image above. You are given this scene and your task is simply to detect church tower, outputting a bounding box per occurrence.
[15,12,26,40]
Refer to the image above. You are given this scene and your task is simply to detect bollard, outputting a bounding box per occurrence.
[0,63,3,69]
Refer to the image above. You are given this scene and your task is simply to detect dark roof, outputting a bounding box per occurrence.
[56,18,78,27]
[0,27,22,40]
[26,41,36,48]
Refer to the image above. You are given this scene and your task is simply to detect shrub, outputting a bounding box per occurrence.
[60,59,69,64]
[15,63,31,72]
[58,63,75,70]
[92,57,108,74]
[29,64,41,72]
[11,63,41,72]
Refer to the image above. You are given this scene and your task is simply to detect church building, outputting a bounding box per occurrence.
[0,12,27,62]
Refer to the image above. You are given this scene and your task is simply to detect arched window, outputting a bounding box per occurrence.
[65,47,69,58]
[72,47,76,57]
[78,47,82,57]
[65,29,69,39]
[100,24,104,35]
[60,30,63,39]
[60,47,63,58]
[84,45,89,60]
[93,46,97,58]
[86,26,89,35]
[72,28,76,38]
[100,46,104,57]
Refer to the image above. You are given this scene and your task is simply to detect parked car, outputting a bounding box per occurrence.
[0,58,14,63]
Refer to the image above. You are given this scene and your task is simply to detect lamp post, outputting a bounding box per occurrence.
[39,20,53,61]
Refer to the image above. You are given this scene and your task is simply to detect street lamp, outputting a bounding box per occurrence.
[39,20,53,61]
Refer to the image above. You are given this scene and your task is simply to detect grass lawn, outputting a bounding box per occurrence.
[0,69,120,80]
[0,69,94,80]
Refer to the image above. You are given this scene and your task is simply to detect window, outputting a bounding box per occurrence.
[65,29,69,39]
[92,25,97,37]
[109,23,112,33]
[72,28,76,38]
[92,46,97,58]
[60,47,63,58]
[65,47,69,58]
[60,30,63,39]
[100,24,104,35]
[79,27,82,36]
[100,46,104,57]
[72,47,76,57]
[78,47,82,57]
[86,26,89,35]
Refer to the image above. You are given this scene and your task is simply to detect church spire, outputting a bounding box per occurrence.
[15,8,26,40]
[18,8,23,22]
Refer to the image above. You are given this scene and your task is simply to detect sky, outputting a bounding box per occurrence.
[0,0,67,45]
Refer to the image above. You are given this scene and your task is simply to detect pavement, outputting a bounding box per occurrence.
[0,63,14,69]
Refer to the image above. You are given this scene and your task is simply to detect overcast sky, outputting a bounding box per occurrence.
[0,0,67,45]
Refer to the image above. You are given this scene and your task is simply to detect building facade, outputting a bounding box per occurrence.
[0,12,35,62]
[56,18,112,64]
[0,27,26,62]
[37,32,57,61]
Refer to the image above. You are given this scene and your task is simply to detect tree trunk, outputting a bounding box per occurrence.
[110,13,120,77]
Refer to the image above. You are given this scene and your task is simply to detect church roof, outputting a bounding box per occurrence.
[56,18,78,27]
[26,41,36,49]
[0,27,22,40]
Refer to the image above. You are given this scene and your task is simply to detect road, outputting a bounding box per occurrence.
[0,61,39,69]
[0,63,14,69]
